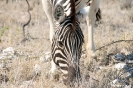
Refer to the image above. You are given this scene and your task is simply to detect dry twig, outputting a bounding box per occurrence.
[20,0,31,43]
[95,39,133,52]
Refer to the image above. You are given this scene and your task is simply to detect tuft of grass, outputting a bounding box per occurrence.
[128,9,133,23]
[120,0,133,10]
[0,0,133,88]
[0,26,9,39]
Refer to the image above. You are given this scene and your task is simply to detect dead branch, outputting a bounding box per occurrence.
[95,40,133,52]
[21,0,31,43]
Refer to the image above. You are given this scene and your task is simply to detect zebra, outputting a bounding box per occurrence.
[51,17,84,86]
[42,0,84,86]
[42,0,101,66]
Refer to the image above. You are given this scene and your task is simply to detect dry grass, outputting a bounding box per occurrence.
[0,0,133,88]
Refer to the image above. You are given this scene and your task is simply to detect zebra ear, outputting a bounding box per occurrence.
[53,4,65,23]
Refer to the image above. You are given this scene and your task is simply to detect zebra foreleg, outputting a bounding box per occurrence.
[86,15,95,58]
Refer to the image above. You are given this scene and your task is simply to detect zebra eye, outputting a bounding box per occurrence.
[58,41,64,48]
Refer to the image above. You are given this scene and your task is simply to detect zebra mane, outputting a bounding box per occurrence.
[69,0,76,30]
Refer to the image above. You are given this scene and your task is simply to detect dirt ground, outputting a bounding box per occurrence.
[0,0,133,88]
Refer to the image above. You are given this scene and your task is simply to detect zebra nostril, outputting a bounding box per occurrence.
[58,41,64,48]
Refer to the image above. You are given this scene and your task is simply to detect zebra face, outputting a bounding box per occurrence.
[51,21,84,86]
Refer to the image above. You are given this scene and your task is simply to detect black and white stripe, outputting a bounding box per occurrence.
[51,17,84,85]
[49,0,101,23]
[49,0,76,23]
[42,0,100,86]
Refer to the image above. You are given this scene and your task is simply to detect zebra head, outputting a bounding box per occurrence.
[51,18,84,86]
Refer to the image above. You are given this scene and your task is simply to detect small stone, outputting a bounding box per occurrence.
[42,52,51,61]
[127,54,133,63]
[127,54,133,60]
[121,72,131,79]
[0,55,6,60]
[0,63,6,69]
[40,56,46,62]
[111,79,122,87]
[45,54,51,61]
[2,47,15,56]
[0,47,16,60]
[127,60,133,64]
[128,68,133,75]
[34,64,41,75]
[114,53,125,61]
[114,63,127,70]
[112,79,121,84]
[124,85,132,88]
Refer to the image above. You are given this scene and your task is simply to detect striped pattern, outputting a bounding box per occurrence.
[51,17,84,85]
[50,0,101,23]
[50,0,76,18]
[51,0,76,30]
[42,0,101,86]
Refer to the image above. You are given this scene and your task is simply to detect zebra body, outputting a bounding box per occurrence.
[42,0,100,85]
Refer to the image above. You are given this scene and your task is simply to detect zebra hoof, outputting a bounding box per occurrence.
[84,51,97,68]
[87,50,96,58]
[86,47,96,57]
